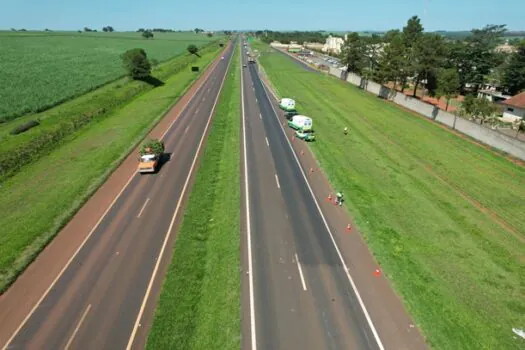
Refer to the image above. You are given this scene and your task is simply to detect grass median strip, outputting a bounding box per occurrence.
[254,41,525,349]
[146,44,240,350]
[0,45,223,293]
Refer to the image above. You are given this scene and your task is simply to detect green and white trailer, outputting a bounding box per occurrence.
[288,115,313,132]
[279,98,296,112]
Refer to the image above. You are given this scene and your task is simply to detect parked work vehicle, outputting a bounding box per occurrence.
[138,139,165,174]
[279,98,296,112]
[288,115,313,132]
[295,130,315,142]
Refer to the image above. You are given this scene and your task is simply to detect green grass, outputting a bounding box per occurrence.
[0,31,218,122]
[0,40,223,181]
[253,41,525,349]
[0,44,224,293]
[146,43,240,350]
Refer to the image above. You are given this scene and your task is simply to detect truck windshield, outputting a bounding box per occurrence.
[140,155,156,162]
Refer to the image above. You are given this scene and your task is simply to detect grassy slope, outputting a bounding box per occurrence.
[0,31,216,121]
[254,42,525,349]
[146,43,240,350]
[0,46,223,293]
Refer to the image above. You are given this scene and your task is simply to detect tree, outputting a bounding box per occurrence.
[121,48,151,79]
[137,28,145,32]
[341,32,366,75]
[460,95,497,124]
[377,30,408,89]
[207,33,213,37]
[84,27,93,32]
[502,40,525,95]
[411,33,446,97]
[102,26,108,32]
[401,16,424,91]
[142,30,154,39]
[194,28,204,34]
[187,44,199,55]
[436,68,461,111]
[448,25,507,93]
[107,26,114,32]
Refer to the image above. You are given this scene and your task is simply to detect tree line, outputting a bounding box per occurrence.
[257,30,328,45]
[340,16,525,105]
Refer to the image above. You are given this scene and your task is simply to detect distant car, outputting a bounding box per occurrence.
[221,56,225,60]
[243,64,247,67]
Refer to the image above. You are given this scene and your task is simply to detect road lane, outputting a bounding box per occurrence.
[242,45,382,350]
[241,46,332,350]
[4,42,235,350]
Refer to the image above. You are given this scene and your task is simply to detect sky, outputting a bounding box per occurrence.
[1,0,523,32]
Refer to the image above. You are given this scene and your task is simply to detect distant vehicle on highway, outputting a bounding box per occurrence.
[243,63,247,67]
[138,139,165,174]
[221,56,225,60]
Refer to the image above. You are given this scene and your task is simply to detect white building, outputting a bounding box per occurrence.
[477,89,511,104]
[501,91,525,122]
[322,35,346,54]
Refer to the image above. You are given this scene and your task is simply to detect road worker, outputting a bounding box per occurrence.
[336,192,344,206]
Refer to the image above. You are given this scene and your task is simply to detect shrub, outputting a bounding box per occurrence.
[187,44,198,55]
[10,120,40,135]
[121,48,152,79]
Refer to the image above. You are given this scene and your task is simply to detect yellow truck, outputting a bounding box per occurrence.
[138,139,165,174]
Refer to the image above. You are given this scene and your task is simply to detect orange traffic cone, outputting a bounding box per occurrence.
[327,194,332,202]
[346,224,352,232]
[374,269,381,277]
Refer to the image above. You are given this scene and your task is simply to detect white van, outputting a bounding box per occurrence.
[288,115,313,132]
[279,98,296,111]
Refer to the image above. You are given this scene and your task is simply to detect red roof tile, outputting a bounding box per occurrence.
[503,91,525,109]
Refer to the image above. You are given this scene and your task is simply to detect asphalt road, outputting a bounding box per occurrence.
[241,44,382,350]
[2,42,235,350]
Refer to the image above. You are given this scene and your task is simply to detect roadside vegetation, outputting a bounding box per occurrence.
[254,41,525,349]
[0,31,216,122]
[0,40,223,181]
[147,44,240,350]
[0,44,225,293]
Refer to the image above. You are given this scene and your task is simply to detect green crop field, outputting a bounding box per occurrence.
[253,41,525,349]
[0,43,224,293]
[147,43,240,350]
[0,31,216,122]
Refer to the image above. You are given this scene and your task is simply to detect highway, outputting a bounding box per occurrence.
[1,41,235,350]
[240,42,382,350]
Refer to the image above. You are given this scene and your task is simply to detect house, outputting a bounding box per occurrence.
[501,91,525,122]
[477,89,511,104]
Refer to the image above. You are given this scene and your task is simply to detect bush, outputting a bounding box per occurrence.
[0,109,105,180]
[187,44,198,55]
[142,31,154,39]
[10,120,40,135]
[121,48,152,79]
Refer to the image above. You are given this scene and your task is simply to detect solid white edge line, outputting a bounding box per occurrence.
[259,73,386,350]
[1,44,226,350]
[241,41,258,350]
[64,304,92,350]
[184,126,190,134]
[259,113,262,120]
[274,174,280,189]
[294,253,307,291]
[137,198,150,218]
[265,137,269,147]
[125,46,234,350]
